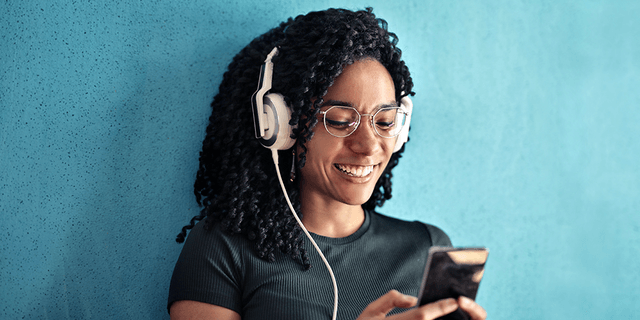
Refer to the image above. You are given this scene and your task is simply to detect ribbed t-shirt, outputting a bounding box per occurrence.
[168,210,451,319]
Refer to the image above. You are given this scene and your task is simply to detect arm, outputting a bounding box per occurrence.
[170,300,241,320]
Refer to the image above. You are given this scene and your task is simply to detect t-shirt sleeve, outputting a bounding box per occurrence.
[423,223,453,247]
[167,220,243,314]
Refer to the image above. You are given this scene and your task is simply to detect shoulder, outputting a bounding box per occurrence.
[179,218,251,262]
[181,218,230,249]
[420,223,452,247]
[369,211,452,247]
[168,218,249,313]
[173,218,253,285]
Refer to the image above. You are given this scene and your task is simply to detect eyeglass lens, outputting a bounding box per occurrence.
[323,107,406,138]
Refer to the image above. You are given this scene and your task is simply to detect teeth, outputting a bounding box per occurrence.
[335,164,374,177]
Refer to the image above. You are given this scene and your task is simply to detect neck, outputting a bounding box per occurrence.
[299,195,366,238]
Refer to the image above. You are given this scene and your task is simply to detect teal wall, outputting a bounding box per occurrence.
[2,1,638,319]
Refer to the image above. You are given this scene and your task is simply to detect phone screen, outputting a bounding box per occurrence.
[417,247,489,320]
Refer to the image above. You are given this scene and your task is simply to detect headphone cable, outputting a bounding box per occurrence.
[271,149,339,320]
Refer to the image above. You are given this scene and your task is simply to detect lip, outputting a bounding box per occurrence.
[333,163,379,181]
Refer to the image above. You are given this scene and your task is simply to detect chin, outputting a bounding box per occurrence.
[338,186,377,206]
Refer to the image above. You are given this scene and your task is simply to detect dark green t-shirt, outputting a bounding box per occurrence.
[168,210,451,319]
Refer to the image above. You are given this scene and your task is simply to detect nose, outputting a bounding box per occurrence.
[346,115,382,155]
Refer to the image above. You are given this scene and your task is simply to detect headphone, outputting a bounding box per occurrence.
[251,47,413,153]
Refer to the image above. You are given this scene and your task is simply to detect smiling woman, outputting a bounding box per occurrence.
[168,8,486,320]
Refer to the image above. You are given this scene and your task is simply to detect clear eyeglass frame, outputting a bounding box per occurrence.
[318,106,407,138]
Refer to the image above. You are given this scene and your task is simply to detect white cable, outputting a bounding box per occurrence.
[271,149,338,320]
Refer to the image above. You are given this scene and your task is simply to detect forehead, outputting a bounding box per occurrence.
[322,59,396,111]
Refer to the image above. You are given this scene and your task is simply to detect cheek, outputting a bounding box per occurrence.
[378,137,396,157]
[304,130,341,161]
[385,138,397,153]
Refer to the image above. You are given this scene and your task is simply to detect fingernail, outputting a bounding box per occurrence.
[404,294,417,302]
[458,296,472,306]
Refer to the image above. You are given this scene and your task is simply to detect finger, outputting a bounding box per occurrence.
[386,298,458,320]
[359,290,417,318]
[458,296,487,320]
[392,293,418,309]
[416,298,459,319]
[384,298,458,320]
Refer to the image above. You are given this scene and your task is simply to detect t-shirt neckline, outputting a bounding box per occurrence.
[310,209,372,245]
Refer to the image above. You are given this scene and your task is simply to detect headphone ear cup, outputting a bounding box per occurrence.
[393,96,413,153]
[259,93,296,150]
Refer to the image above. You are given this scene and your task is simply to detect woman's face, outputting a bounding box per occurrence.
[299,59,397,207]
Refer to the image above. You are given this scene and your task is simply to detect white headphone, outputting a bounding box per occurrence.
[251,47,412,153]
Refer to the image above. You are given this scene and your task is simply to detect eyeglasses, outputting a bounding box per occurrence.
[318,106,408,138]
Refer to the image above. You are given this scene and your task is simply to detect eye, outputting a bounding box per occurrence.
[374,108,399,130]
[326,118,357,129]
[375,120,396,130]
[324,107,358,131]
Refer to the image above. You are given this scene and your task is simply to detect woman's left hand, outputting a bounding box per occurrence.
[356,290,486,320]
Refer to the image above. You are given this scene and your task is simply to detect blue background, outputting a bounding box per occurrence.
[2,1,639,319]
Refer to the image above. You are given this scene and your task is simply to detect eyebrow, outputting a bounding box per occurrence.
[321,99,399,109]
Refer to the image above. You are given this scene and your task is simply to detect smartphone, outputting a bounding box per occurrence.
[417,247,489,320]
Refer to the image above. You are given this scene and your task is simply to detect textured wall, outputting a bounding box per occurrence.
[2,0,639,319]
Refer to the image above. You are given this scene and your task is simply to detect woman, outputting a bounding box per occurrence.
[168,8,486,320]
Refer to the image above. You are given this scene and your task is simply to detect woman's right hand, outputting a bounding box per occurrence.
[356,290,487,320]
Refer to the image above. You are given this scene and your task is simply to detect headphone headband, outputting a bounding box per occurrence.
[251,47,279,140]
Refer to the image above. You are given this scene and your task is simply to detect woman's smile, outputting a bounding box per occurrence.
[334,163,376,178]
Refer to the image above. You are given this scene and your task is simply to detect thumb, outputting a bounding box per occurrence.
[357,290,418,319]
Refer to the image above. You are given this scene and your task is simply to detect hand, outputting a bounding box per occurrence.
[356,290,486,320]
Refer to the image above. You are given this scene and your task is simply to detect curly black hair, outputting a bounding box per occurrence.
[177,8,414,270]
